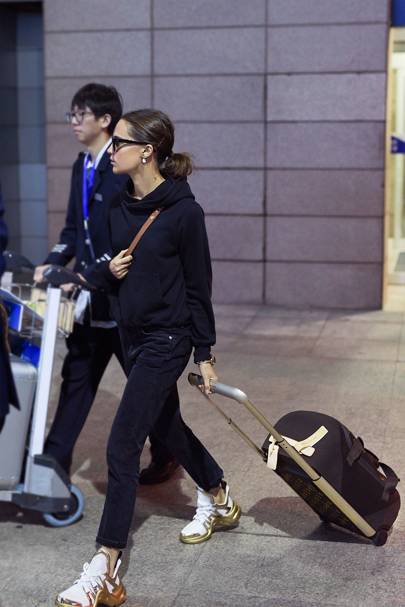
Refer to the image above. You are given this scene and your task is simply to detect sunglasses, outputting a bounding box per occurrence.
[110,135,150,153]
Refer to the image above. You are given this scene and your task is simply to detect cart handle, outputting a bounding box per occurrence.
[43,265,95,290]
[188,372,250,404]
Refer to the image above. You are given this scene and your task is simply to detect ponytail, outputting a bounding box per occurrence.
[162,152,193,179]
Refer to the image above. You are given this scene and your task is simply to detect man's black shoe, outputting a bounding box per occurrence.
[139,459,180,485]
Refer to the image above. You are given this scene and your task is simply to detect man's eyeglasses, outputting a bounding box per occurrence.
[110,135,150,153]
[65,110,94,124]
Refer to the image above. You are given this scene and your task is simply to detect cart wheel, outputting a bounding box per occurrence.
[372,529,389,546]
[43,485,84,528]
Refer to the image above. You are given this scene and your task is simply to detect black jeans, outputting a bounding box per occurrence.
[96,328,223,549]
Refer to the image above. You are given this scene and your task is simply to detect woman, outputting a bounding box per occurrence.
[56,110,240,607]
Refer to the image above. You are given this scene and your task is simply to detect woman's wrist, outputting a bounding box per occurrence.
[196,354,216,366]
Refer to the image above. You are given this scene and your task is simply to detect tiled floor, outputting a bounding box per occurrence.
[1,305,404,606]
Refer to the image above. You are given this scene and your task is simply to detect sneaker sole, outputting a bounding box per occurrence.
[179,502,242,545]
[55,583,127,607]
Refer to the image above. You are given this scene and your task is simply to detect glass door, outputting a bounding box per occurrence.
[385,31,405,309]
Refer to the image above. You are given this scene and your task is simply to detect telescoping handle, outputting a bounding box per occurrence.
[188,372,289,449]
[188,372,251,404]
[188,372,266,459]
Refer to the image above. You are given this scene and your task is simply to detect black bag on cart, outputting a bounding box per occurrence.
[188,374,401,546]
[262,410,400,544]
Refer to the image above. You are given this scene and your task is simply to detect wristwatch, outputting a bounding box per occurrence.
[197,354,216,366]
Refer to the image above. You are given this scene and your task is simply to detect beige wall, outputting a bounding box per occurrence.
[43,0,390,308]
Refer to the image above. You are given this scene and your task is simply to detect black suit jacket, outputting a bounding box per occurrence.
[0,184,19,429]
[45,150,127,321]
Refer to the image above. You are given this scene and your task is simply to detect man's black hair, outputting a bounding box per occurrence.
[71,83,123,135]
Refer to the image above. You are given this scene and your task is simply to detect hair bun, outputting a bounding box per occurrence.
[164,152,193,178]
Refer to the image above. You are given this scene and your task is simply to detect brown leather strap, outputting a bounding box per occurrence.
[125,208,162,256]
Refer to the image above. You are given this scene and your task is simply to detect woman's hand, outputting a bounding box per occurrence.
[198,362,218,396]
[109,250,133,279]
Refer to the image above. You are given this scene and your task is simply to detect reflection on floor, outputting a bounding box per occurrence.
[385,284,405,311]
[386,238,405,310]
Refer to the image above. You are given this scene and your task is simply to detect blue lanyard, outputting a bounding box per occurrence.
[82,153,96,261]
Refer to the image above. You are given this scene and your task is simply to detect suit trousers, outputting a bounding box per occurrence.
[44,323,125,474]
[96,328,223,549]
[44,323,173,475]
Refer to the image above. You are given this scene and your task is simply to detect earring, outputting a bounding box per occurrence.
[141,157,147,164]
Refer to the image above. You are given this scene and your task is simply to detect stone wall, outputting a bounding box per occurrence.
[43,0,390,307]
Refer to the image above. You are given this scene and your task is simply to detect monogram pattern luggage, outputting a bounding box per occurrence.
[262,410,400,545]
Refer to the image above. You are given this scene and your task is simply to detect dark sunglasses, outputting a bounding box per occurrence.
[110,135,150,153]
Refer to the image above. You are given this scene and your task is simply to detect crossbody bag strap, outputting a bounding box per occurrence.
[125,208,162,256]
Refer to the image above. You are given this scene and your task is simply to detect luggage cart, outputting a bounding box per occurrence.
[0,260,89,527]
[188,373,400,546]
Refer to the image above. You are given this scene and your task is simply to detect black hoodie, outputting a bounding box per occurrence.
[84,178,215,363]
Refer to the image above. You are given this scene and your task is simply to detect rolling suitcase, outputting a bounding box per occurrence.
[0,355,36,490]
[188,373,400,546]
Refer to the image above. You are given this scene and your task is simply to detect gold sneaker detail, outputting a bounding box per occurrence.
[180,481,241,544]
[55,549,126,607]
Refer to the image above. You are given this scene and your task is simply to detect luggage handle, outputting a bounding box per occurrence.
[188,372,377,540]
[188,372,289,450]
[347,436,379,468]
[347,437,400,500]
[188,374,252,405]
[188,373,266,460]
[379,462,400,500]
[346,437,366,466]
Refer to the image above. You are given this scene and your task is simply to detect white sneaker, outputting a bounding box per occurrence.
[55,548,126,607]
[180,480,241,544]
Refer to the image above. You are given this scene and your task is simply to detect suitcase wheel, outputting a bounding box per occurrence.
[372,528,389,547]
[42,484,84,528]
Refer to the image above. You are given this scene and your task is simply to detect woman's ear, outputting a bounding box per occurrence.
[142,143,154,159]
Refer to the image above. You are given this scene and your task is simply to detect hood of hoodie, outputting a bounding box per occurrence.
[122,177,195,214]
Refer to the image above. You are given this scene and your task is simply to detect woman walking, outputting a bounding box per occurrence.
[56,109,240,607]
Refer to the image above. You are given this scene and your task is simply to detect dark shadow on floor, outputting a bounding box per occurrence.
[247,496,370,545]
[0,501,45,526]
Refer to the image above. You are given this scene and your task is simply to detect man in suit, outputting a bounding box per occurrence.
[0,183,19,431]
[35,83,176,481]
